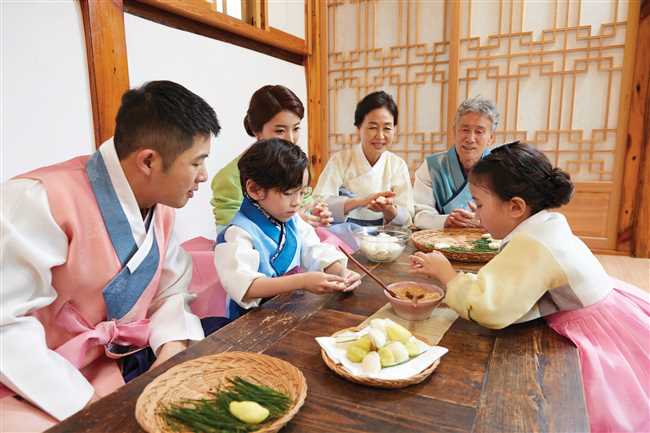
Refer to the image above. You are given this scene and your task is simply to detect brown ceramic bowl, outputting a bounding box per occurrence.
[384,281,445,321]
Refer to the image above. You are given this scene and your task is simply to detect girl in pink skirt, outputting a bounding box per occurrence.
[410,141,649,433]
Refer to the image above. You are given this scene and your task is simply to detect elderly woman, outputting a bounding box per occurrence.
[314,91,414,227]
[413,96,499,229]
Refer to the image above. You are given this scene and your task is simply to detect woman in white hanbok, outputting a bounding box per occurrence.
[314,91,414,229]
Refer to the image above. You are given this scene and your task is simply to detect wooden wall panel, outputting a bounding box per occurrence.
[80,0,130,147]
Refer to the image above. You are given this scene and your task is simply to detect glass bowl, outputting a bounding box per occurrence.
[353,226,409,263]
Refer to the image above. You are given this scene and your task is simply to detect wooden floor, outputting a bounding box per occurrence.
[596,255,650,293]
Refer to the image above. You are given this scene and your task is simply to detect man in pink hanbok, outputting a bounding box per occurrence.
[0,81,220,431]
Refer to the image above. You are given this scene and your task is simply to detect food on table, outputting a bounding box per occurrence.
[405,337,426,357]
[386,341,409,364]
[358,232,404,262]
[386,321,412,343]
[389,285,443,303]
[368,328,387,349]
[229,401,270,424]
[362,351,381,374]
[369,318,387,332]
[378,346,396,367]
[160,376,291,433]
[376,195,387,204]
[346,345,368,363]
[341,319,428,372]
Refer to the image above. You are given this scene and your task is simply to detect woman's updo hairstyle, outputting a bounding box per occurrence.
[469,141,574,213]
[243,85,304,137]
[354,90,399,128]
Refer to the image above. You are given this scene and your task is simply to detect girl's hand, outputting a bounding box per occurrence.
[409,251,457,285]
[301,272,347,294]
[340,269,362,292]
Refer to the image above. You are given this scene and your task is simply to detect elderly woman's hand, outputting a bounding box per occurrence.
[445,203,481,228]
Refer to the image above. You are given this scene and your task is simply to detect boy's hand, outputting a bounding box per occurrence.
[340,269,362,292]
[301,272,347,294]
[409,251,457,285]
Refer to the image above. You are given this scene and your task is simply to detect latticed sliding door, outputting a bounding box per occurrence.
[326,0,639,250]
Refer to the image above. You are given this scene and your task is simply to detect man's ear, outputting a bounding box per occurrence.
[245,179,266,201]
[509,196,528,218]
[134,149,160,176]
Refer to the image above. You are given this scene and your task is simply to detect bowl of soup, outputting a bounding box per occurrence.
[384,281,445,321]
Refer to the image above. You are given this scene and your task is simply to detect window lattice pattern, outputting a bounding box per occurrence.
[328,0,630,182]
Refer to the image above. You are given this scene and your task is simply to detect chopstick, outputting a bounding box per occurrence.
[338,246,399,298]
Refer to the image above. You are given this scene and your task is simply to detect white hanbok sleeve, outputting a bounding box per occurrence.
[147,230,205,355]
[314,154,347,222]
[413,161,448,229]
[297,217,347,271]
[388,157,414,226]
[0,179,95,421]
[213,226,266,309]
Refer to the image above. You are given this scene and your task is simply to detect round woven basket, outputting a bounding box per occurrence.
[411,228,497,263]
[135,352,307,433]
[321,327,439,389]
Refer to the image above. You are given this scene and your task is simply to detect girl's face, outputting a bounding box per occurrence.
[358,107,395,165]
[249,170,310,222]
[256,110,302,144]
[470,181,522,239]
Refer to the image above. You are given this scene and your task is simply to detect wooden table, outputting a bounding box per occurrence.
[47,247,589,433]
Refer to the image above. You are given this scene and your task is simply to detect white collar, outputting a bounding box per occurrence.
[500,209,553,244]
[98,138,152,246]
[355,144,388,170]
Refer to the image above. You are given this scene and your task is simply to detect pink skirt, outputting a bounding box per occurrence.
[546,280,650,433]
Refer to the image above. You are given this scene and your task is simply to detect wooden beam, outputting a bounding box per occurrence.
[446,0,461,147]
[124,0,302,65]
[80,0,130,147]
[134,0,306,56]
[305,0,328,185]
[618,0,650,257]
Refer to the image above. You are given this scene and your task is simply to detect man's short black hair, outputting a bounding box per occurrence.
[114,80,220,168]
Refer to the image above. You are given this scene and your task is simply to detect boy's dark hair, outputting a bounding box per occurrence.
[470,141,574,213]
[238,138,308,193]
[354,90,399,127]
[244,85,304,137]
[114,80,220,169]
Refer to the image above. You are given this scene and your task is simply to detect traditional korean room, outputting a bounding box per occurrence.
[1,1,648,432]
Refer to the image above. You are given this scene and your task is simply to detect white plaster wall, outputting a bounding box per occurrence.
[124,13,308,242]
[1,0,95,181]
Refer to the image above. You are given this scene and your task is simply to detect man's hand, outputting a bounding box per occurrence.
[149,340,189,371]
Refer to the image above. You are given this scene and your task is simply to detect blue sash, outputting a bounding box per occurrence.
[86,151,160,320]
[425,147,490,214]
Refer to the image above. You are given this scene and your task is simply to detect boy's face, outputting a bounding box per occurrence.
[249,170,309,222]
[470,182,519,239]
[152,134,210,208]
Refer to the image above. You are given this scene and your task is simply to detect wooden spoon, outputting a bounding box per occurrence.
[338,246,399,298]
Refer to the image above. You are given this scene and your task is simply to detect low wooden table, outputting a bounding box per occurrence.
[47,247,589,433]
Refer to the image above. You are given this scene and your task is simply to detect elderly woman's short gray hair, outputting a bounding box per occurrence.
[454,96,500,132]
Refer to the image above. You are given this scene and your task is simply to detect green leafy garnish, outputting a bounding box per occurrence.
[442,238,497,253]
[160,377,292,433]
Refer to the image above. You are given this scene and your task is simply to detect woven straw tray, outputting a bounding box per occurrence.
[135,352,307,433]
[411,228,497,263]
[321,327,439,389]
